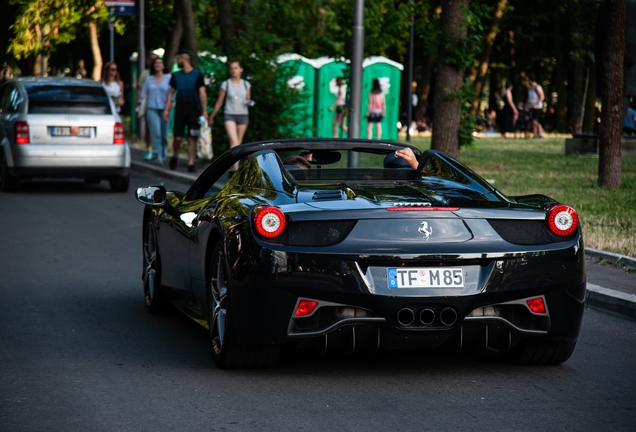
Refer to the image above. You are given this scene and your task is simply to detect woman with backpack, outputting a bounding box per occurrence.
[209,61,253,153]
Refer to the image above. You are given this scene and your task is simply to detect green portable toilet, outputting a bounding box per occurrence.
[361,56,403,141]
[314,57,350,138]
[277,54,319,137]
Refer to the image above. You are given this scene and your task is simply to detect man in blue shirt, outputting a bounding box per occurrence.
[163,50,208,172]
[623,102,636,136]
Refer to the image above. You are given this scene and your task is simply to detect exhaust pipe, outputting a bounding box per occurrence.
[397,308,415,326]
[419,308,436,325]
[440,308,458,326]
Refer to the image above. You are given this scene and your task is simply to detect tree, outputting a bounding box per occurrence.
[431,0,471,159]
[7,0,110,78]
[597,0,624,189]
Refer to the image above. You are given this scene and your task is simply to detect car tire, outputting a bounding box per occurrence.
[1,152,20,192]
[110,173,130,192]
[207,241,279,369]
[501,339,577,365]
[143,221,169,314]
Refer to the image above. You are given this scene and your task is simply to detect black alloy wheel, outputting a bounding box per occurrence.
[1,152,20,192]
[143,221,169,313]
[207,241,279,369]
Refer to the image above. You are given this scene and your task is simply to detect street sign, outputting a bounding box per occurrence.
[114,6,134,16]
[105,1,135,17]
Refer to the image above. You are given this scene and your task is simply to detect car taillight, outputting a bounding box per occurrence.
[15,122,29,144]
[295,300,319,317]
[114,122,125,144]
[546,204,578,236]
[253,206,286,238]
[526,297,547,314]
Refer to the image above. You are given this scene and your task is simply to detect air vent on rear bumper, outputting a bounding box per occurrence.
[266,220,356,246]
[312,191,343,200]
[487,219,575,245]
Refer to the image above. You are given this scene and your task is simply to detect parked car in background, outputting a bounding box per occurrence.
[0,77,131,192]
[135,139,585,369]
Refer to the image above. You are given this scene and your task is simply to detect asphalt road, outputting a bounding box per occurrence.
[1,172,635,431]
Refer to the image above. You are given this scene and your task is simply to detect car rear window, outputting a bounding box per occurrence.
[26,85,112,114]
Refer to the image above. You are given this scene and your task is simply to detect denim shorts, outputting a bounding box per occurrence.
[224,114,249,125]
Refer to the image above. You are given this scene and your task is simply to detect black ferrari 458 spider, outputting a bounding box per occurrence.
[136,139,585,368]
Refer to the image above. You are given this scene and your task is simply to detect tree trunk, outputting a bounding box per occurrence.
[431,0,469,160]
[415,54,434,121]
[550,9,568,132]
[164,0,184,72]
[88,20,102,81]
[582,64,597,133]
[469,0,507,115]
[598,0,624,189]
[180,0,198,66]
[488,55,501,112]
[569,63,584,133]
[217,0,237,56]
[568,9,584,134]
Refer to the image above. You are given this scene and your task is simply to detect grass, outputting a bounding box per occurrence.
[400,135,636,258]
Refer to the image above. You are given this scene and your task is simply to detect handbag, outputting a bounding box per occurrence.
[137,93,148,118]
[197,120,214,160]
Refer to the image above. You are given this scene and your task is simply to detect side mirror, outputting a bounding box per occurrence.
[136,185,167,206]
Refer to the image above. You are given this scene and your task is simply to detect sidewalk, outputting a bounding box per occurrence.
[129,145,636,322]
[129,143,208,184]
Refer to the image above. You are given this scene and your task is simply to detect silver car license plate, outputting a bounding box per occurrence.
[50,126,92,137]
[387,267,465,289]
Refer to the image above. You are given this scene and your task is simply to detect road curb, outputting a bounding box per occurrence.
[586,283,636,321]
[131,159,197,185]
[585,247,636,269]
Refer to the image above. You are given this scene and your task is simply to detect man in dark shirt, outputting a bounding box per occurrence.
[163,50,208,172]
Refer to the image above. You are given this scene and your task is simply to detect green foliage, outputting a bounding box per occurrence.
[7,0,112,60]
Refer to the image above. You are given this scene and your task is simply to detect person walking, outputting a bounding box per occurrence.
[163,50,208,173]
[366,78,385,140]
[623,100,636,135]
[102,62,124,113]
[499,81,518,139]
[328,77,348,138]
[209,61,253,157]
[527,74,545,138]
[140,57,171,165]
[137,51,159,160]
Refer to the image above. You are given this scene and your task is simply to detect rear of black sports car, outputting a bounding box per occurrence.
[222,149,586,366]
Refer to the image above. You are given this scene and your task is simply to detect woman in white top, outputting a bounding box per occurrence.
[527,74,545,138]
[209,61,252,153]
[328,77,348,138]
[102,62,124,113]
[140,57,171,164]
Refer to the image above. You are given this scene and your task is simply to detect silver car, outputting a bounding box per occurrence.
[0,77,131,192]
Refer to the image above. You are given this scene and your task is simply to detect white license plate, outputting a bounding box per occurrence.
[50,126,92,137]
[387,267,465,289]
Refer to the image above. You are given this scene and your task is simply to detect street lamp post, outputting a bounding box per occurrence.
[349,0,365,168]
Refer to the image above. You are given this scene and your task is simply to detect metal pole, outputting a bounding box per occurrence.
[138,0,146,141]
[348,0,364,168]
[40,25,45,77]
[109,8,115,62]
[406,5,414,142]
[139,0,145,81]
